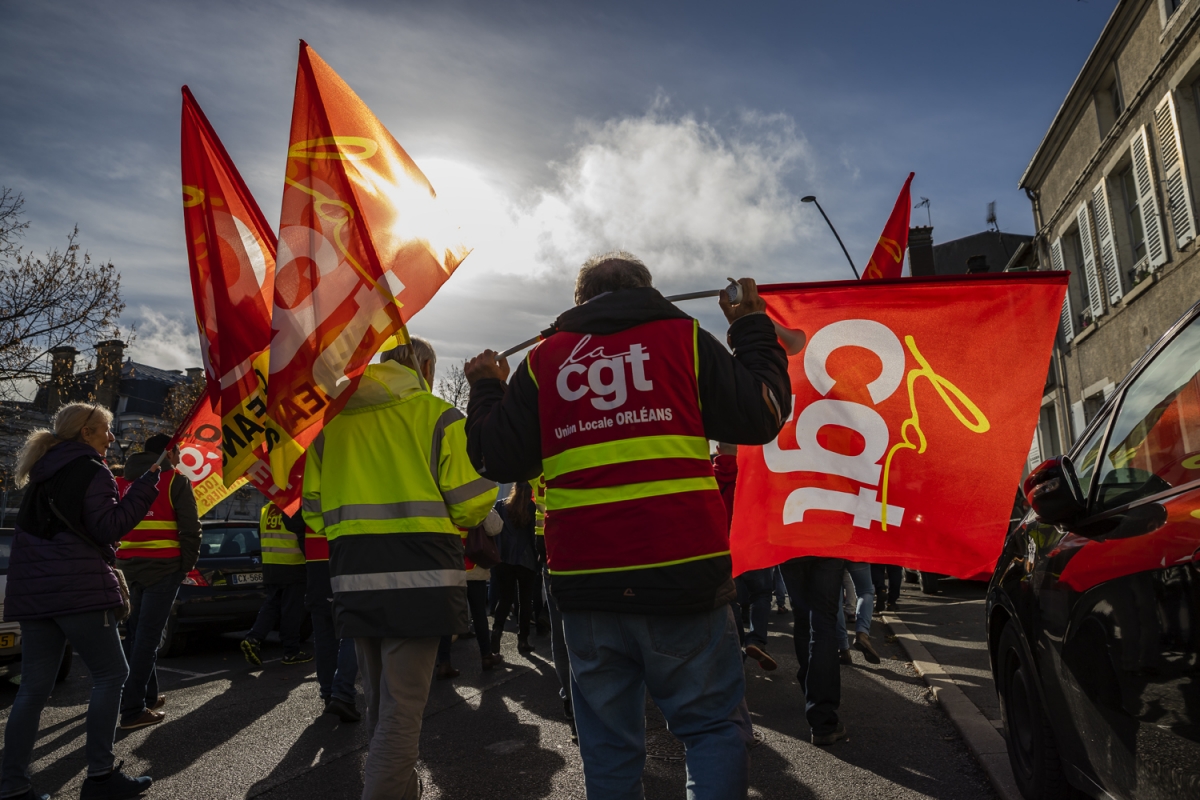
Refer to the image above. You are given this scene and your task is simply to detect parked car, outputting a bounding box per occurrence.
[986,299,1200,799]
[0,528,72,683]
[154,521,268,656]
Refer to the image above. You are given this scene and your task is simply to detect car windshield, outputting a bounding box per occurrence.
[200,527,260,559]
[0,533,11,574]
[1094,316,1200,512]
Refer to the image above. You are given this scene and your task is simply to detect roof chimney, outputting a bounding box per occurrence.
[48,346,78,413]
[908,226,935,277]
[94,339,125,412]
[186,367,204,382]
[966,254,989,274]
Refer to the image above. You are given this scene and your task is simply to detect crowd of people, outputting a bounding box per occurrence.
[1,253,913,800]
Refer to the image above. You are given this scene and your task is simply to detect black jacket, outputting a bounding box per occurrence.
[466,288,791,614]
[119,451,203,588]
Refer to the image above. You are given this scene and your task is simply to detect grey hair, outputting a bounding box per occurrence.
[14,402,113,487]
[574,251,653,305]
[381,335,437,382]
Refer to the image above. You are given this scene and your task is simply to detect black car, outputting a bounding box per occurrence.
[157,521,271,656]
[987,300,1200,798]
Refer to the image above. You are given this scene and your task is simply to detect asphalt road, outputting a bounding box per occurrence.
[2,598,997,799]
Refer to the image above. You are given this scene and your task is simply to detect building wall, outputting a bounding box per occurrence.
[1023,0,1200,454]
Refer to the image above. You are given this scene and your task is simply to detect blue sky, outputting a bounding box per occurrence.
[0,0,1116,379]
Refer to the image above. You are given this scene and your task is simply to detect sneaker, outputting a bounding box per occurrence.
[240,637,262,666]
[744,644,778,671]
[838,649,853,665]
[324,697,361,723]
[811,722,847,746]
[855,632,881,664]
[149,694,166,711]
[281,651,313,665]
[118,709,164,730]
[80,760,153,799]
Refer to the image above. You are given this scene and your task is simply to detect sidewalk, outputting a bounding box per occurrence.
[880,578,1022,800]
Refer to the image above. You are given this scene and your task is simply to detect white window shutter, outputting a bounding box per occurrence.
[1091,179,1124,304]
[1153,92,1196,249]
[1131,125,1169,268]
[1070,401,1086,442]
[1028,430,1042,471]
[1051,237,1074,343]
[1075,202,1105,320]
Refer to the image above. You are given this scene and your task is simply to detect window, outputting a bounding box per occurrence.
[1069,232,1094,324]
[1119,166,1147,265]
[1093,316,1200,512]
[1166,0,1184,18]
[1083,391,1107,426]
[200,526,261,558]
[1038,403,1062,459]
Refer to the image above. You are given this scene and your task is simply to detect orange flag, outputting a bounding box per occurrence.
[268,41,470,486]
[862,172,914,280]
[730,272,1068,580]
[181,87,304,513]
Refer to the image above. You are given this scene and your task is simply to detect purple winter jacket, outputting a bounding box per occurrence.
[4,441,162,621]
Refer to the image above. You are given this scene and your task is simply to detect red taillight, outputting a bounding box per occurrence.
[181,569,208,587]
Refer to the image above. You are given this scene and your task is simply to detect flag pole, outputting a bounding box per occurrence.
[497,280,743,360]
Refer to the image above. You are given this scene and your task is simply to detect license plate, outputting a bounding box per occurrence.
[233,572,263,585]
[0,633,17,649]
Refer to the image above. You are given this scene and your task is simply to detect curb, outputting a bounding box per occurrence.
[880,613,1023,800]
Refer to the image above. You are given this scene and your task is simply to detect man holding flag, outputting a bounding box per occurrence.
[463,253,791,799]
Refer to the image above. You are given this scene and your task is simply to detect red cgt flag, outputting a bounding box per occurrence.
[181,87,304,513]
[267,41,470,486]
[862,173,914,280]
[730,272,1068,580]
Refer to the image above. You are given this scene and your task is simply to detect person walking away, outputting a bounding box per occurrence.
[305,519,360,722]
[3,403,166,800]
[871,563,903,612]
[533,473,576,741]
[241,502,311,666]
[490,482,538,656]
[303,336,496,800]
[435,508,504,678]
[835,563,880,665]
[465,254,792,799]
[780,555,848,745]
[772,567,789,614]
[114,434,202,731]
[714,443,776,672]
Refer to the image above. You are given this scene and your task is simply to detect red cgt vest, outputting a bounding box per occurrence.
[114,474,180,560]
[529,318,729,575]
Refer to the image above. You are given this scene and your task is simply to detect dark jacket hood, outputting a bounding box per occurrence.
[124,451,160,482]
[552,288,690,336]
[29,441,103,485]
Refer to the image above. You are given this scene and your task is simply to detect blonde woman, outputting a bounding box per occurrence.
[2,402,175,800]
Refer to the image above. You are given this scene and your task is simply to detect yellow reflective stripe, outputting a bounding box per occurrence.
[543,435,710,481]
[134,522,178,530]
[546,476,718,511]
[119,539,180,550]
[548,549,730,575]
[526,354,539,388]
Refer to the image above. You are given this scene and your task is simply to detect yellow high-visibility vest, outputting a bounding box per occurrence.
[260,502,304,566]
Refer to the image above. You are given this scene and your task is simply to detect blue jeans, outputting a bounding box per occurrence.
[248,582,306,656]
[311,606,358,703]
[836,562,875,651]
[772,567,788,608]
[780,556,846,736]
[543,572,570,706]
[562,605,750,800]
[734,568,773,650]
[121,569,184,722]
[1,610,129,797]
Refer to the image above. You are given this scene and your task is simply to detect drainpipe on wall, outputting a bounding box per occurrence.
[1026,185,1075,451]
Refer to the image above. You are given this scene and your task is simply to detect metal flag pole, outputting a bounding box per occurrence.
[497,278,744,360]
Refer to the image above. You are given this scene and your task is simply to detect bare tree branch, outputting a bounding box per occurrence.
[435,361,470,413]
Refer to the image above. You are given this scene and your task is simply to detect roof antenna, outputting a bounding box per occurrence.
[914,197,931,227]
[986,201,999,232]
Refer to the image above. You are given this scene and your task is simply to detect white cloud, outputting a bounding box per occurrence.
[416,106,828,361]
[125,307,201,372]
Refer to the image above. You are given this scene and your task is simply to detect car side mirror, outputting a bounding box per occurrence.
[1023,456,1086,525]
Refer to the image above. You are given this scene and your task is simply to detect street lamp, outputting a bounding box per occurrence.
[801,195,860,279]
